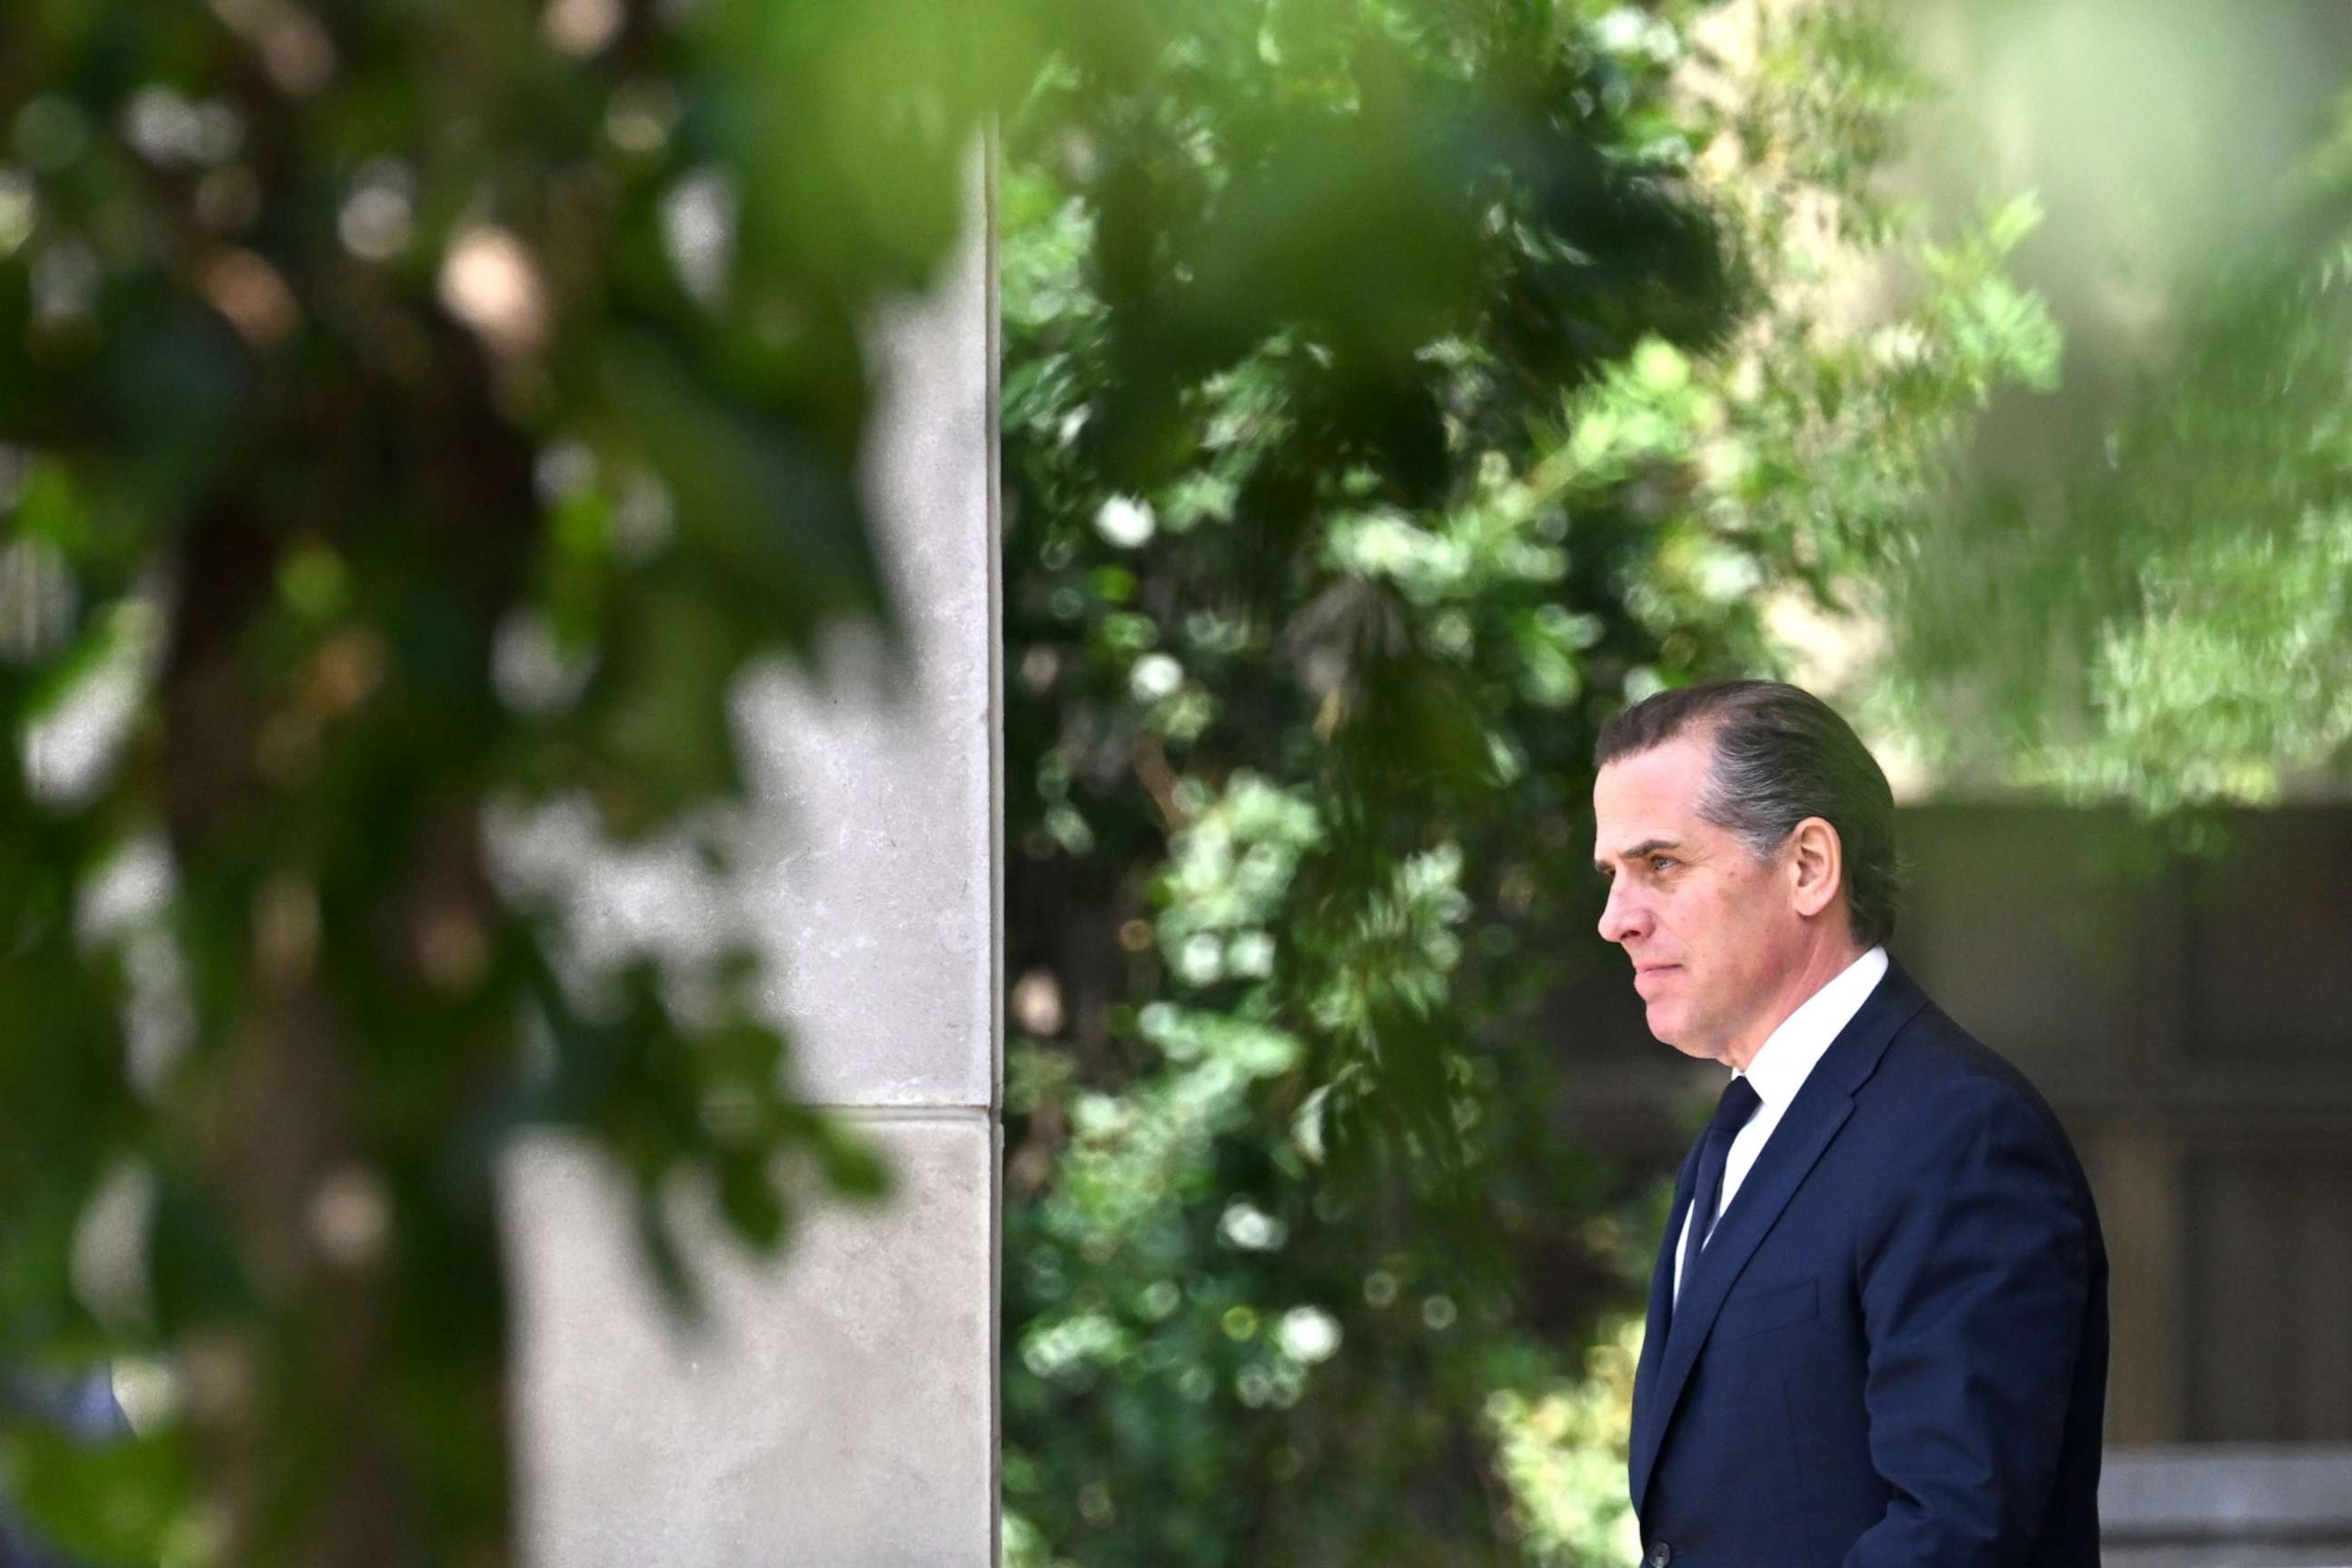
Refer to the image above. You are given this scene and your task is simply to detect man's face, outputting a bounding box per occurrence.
[1591,733,1806,1064]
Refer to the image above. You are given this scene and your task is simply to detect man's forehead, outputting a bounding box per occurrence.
[1592,739,1713,856]
[1595,737,1710,809]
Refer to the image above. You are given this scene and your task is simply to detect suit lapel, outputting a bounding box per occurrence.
[1627,962,1932,1518]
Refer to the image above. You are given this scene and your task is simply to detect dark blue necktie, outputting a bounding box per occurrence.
[1680,1075,1762,1298]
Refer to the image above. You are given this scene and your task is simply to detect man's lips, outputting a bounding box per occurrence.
[1632,963,1680,990]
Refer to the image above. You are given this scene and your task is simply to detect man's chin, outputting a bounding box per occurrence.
[1645,1008,1725,1063]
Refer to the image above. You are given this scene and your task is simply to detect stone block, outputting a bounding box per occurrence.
[507,1112,998,1568]
[2103,1444,2352,1541]
[482,143,998,1113]
[734,148,998,1112]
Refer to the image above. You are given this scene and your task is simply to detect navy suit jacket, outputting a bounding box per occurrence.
[1628,961,2109,1568]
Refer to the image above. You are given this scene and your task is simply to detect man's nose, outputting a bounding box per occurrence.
[1598,880,1647,946]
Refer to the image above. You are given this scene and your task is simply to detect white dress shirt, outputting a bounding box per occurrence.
[1672,945,1889,1303]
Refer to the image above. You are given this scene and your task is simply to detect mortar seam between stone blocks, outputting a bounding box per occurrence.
[811,1104,996,1120]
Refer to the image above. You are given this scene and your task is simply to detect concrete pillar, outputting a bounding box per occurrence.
[503,151,999,1566]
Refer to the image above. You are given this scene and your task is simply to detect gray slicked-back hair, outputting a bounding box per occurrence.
[1595,680,1902,946]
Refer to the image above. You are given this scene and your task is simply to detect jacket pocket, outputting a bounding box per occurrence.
[1717,1277,1818,1341]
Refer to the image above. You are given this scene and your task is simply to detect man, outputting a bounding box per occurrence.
[1592,681,2107,1568]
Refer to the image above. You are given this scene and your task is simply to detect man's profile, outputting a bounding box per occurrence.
[1592,680,2107,1568]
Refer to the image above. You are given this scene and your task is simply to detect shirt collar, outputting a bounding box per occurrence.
[1736,946,1890,1110]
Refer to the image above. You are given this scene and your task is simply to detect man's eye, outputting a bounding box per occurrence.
[1650,855,1676,873]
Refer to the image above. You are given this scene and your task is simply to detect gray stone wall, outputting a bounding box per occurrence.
[2103,1446,2352,1568]
[504,150,999,1567]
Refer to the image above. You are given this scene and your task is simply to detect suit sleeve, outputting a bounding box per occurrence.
[1842,1076,2094,1568]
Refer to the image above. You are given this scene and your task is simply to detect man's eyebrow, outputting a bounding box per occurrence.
[1593,837,1681,874]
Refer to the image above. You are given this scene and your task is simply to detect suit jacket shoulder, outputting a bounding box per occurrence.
[1852,999,2093,1202]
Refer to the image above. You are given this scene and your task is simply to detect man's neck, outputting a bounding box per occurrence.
[1718,938,1871,1073]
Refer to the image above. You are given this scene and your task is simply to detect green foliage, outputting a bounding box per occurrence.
[0,1424,201,1565]
[1001,2,2060,1562]
[1484,1315,1643,1567]
[1874,125,2352,808]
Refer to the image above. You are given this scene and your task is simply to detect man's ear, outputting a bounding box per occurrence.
[1788,817,1844,920]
